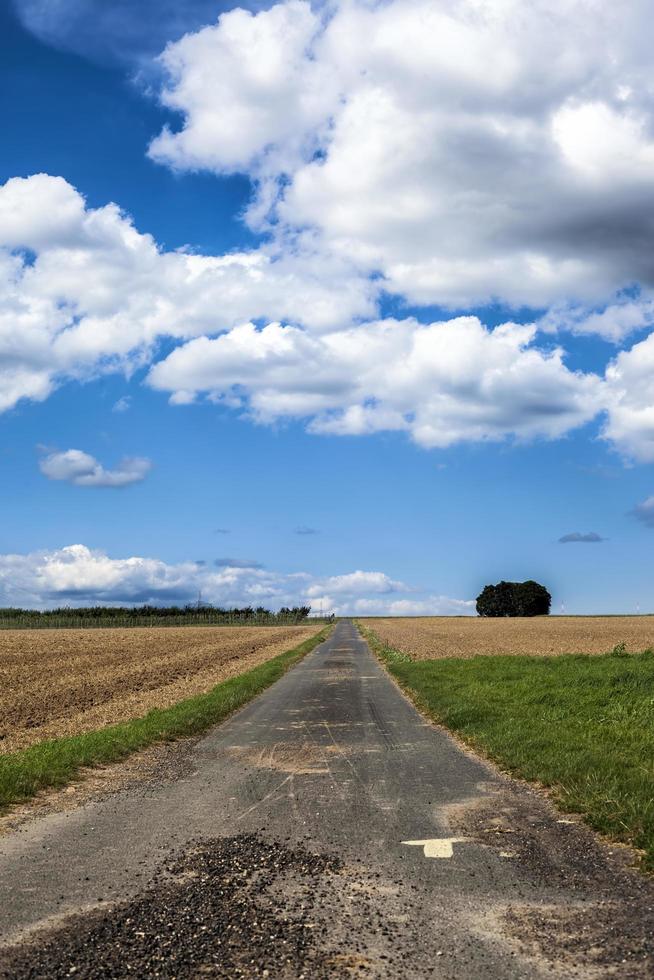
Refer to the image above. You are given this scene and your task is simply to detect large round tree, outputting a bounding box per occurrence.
[476,580,551,617]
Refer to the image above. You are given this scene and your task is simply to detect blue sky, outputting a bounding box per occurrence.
[1,0,654,614]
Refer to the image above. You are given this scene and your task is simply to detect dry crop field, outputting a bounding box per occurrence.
[0,625,321,754]
[365,615,654,659]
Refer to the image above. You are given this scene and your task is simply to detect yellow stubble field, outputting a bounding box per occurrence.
[364,616,654,660]
[0,624,321,754]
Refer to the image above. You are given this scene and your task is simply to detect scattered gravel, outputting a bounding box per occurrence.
[0,835,351,979]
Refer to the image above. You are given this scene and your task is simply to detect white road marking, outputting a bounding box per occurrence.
[401,837,467,858]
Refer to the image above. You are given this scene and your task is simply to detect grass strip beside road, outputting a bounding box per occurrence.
[0,626,331,812]
[359,624,654,870]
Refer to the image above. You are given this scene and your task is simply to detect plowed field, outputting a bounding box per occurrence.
[365,616,654,659]
[0,625,321,754]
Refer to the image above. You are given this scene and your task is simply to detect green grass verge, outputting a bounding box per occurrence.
[0,626,331,813]
[358,623,654,870]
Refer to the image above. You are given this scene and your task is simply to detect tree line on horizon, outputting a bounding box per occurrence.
[0,604,316,628]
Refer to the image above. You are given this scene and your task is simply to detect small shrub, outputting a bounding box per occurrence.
[611,641,628,657]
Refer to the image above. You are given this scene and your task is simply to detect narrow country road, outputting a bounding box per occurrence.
[1,622,653,978]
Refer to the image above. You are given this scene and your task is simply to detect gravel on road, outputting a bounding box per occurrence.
[0,835,359,979]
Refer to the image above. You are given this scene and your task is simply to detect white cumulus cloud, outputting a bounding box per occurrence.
[148,316,603,448]
[3,172,654,460]
[350,596,476,617]
[150,0,654,310]
[306,570,408,598]
[39,449,152,487]
[3,2,654,462]
[0,173,374,411]
[149,1,332,175]
[632,496,654,528]
[539,296,654,344]
[603,333,654,462]
[0,543,471,613]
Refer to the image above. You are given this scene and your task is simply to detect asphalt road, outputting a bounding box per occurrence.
[1,621,654,978]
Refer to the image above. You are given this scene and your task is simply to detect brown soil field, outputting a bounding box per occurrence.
[0,625,321,754]
[364,616,654,660]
